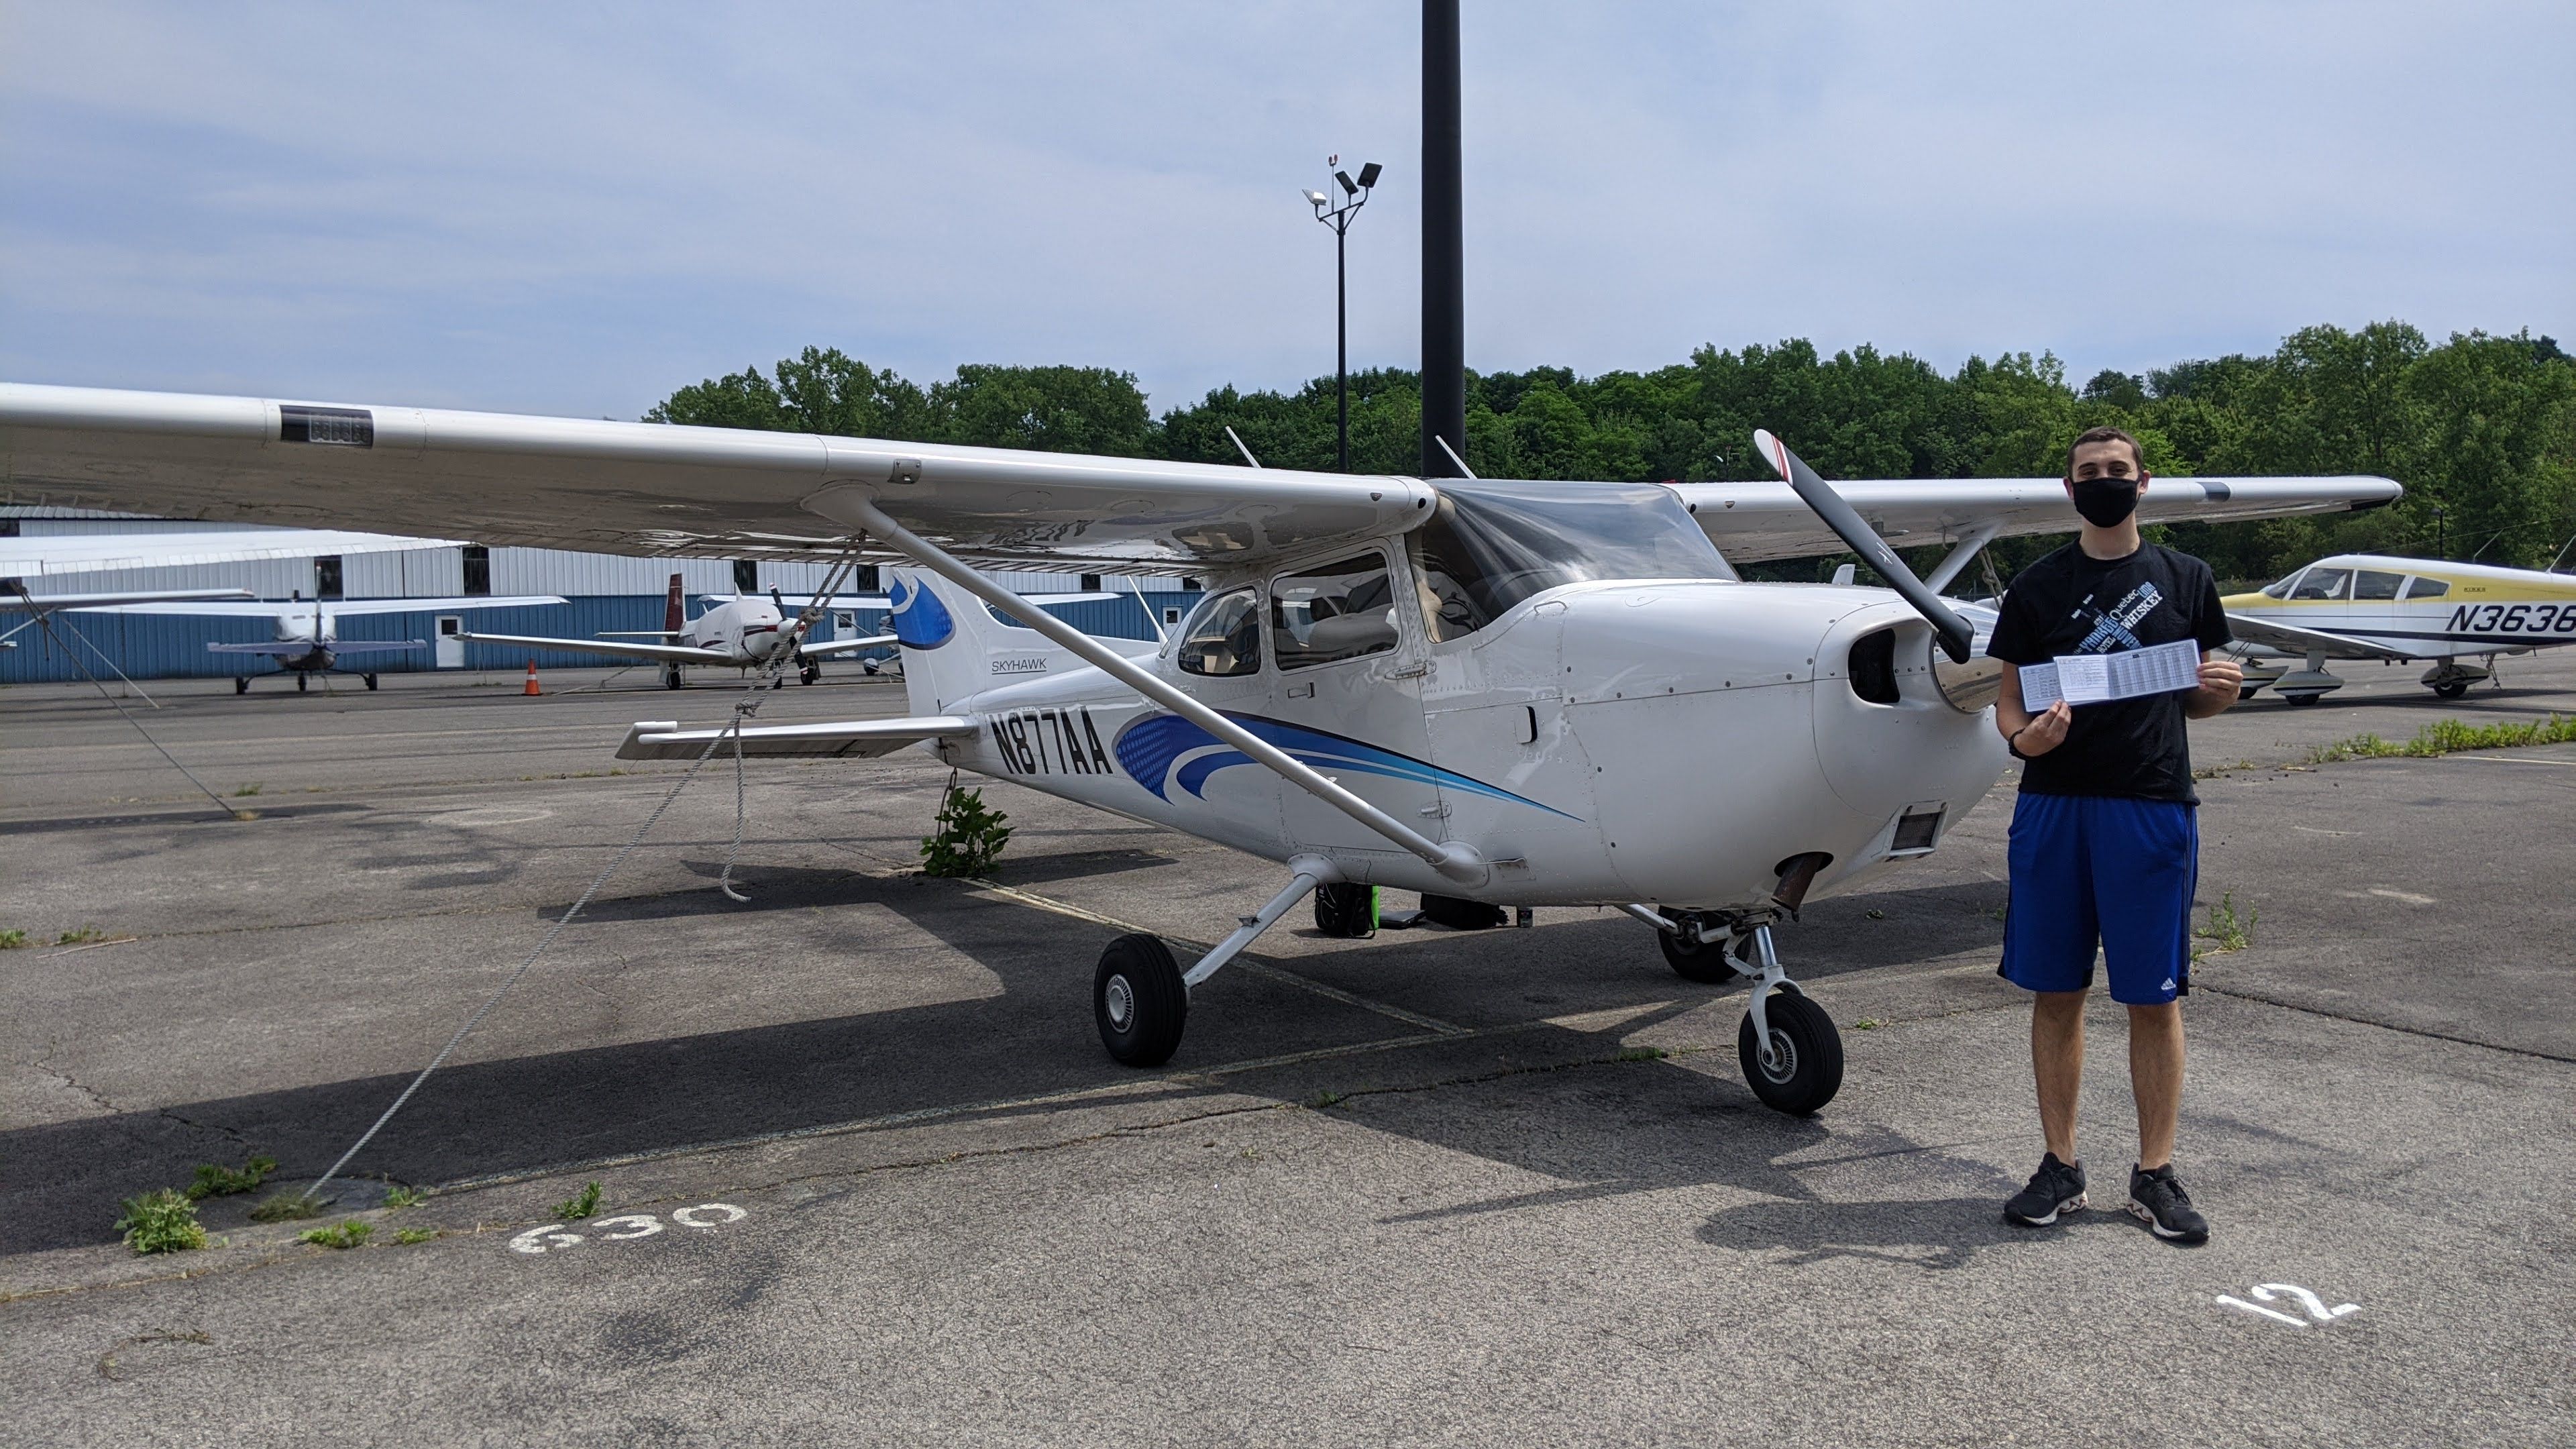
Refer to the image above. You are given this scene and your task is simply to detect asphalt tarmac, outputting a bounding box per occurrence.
[3,653,2571,1446]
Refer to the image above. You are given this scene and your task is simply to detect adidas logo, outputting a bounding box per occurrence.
[2161,977,2176,992]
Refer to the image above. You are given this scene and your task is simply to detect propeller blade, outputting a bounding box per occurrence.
[1754,429,1975,663]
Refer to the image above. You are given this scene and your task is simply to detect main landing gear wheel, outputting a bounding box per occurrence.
[800,661,822,686]
[1419,893,1506,930]
[1313,881,1376,938]
[1095,932,1187,1067]
[663,665,684,690]
[1737,988,1843,1116]
[234,678,250,695]
[2286,692,2321,707]
[363,674,380,691]
[1658,911,1740,984]
[296,674,309,694]
[2433,680,2470,700]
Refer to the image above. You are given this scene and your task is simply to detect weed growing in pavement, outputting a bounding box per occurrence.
[248,1193,324,1223]
[299,1221,373,1250]
[54,926,107,945]
[1307,1089,1348,1110]
[381,1183,424,1209]
[393,1228,439,1245]
[113,1189,208,1255]
[1613,1046,1669,1061]
[549,1181,602,1220]
[2194,893,2256,963]
[186,1155,279,1200]
[2306,712,2576,765]
[0,929,24,949]
[233,783,263,797]
[1854,1018,1884,1031]
[919,781,1012,877]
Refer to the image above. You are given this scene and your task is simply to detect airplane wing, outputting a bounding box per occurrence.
[0,526,464,579]
[1667,476,2403,564]
[0,384,1428,572]
[451,631,735,665]
[208,638,425,655]
[614,715,976,761]
[3,587,256,610]
[65,594,564,616]
[2222,610,2418,662]
[798,633,900,659]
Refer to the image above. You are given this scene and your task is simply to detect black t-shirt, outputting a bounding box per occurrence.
[1986,542,2232,804]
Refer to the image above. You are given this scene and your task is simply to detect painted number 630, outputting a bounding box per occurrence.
[510,1202,747,1255]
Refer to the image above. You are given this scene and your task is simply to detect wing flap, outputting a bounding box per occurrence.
[615,715,976,761]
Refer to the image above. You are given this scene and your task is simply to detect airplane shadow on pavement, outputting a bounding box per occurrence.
[0,855,2010,1258]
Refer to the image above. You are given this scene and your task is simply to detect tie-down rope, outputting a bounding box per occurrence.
[17,599,239,818]
[299,547,871,1204]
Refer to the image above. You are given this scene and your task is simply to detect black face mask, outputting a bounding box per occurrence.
[2070,476,2140,528]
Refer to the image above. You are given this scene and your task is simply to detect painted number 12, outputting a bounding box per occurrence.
[2216,1283,2359,1328]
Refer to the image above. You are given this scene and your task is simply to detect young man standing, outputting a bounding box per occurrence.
[1986,425,2241,1244]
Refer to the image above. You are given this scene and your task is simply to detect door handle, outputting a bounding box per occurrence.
[1286,682,1314,698]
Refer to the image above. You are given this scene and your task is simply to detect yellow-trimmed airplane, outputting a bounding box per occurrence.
[2222,553,2576,703]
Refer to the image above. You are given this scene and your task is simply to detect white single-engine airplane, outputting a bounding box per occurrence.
[459,572,899,689]
[2222,553,2576,703]
[0,383,2397,1111]
[76,591,566,692]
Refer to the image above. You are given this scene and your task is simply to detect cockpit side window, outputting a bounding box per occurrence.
[1176,588,1261,677]
[1273,553,1399,669]
[2402,576,2449,600]
[2353,570,2404,600]
[2289,568,2351,601]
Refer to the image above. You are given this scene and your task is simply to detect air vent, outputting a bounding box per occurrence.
[1848,627,1900,704]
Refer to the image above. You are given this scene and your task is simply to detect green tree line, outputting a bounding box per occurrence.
[648,322,2575,584]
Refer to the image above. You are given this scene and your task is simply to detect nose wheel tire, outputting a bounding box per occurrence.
[363,674,380,690]
[1095,932,1187,1067]
[800,663,822,686]
[1658,912,1743,983]
[1737,989,1843,1116]
[2432,680,2469,699]
[296,674,309,693]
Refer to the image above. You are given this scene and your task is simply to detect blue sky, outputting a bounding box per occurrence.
[4,2,2569,421]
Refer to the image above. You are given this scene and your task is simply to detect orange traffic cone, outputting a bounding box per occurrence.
[523,661,542,696]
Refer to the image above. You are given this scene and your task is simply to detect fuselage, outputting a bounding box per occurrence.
[909,566,2006,916]
[678,597,790,663]
[2225,553,2576,659]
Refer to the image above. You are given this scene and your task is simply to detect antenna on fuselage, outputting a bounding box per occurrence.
[1434,435,1477,480]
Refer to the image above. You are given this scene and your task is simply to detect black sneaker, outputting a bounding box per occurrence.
[2127,1163,2210,1244]
[2004,1152,2088,1226]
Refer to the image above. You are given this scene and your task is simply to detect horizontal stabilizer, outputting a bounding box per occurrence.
[2,587,256,610]
[798,633,900,658]
[614,714,975,761]
[455,631,734,665]
[205,639,428,655]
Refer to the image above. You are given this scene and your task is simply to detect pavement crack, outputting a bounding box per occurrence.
[2196,983,2576,1064]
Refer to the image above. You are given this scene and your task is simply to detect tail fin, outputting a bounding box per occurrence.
[888,570,1147,716]
[663,573,685,633]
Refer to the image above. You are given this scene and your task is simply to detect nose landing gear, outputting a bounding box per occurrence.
[1638,908,1845,1115]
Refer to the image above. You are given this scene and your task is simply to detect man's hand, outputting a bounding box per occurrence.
[2186,655,2243,719]
[2012,700,2073,756]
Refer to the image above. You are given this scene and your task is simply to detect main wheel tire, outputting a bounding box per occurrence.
[800,663,821,686]
[2434,680,2469,700]
[1419,893,1506,930]
[1658,912,1743,984]
[364,674,380,690]
[2286,692,2321,707]
[1737,989,1843,1116]
[296,674,309,693]
[1313,881,1377,938]
[664,667,684,690]
[234,678,250,695]
[2237,684,2262,700]
[1095,932,1187,1067]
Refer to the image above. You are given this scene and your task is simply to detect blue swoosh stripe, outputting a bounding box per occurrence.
[1112,712,1578,820]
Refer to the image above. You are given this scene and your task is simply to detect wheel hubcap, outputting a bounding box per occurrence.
[1104,975,1134,1032]
[1760,1030,1798,1083]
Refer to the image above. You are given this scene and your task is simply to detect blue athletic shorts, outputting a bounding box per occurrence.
[1999,792,2198,1006]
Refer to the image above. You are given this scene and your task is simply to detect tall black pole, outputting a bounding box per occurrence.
[1421,0,1464,480]
[1336,222,1350,472]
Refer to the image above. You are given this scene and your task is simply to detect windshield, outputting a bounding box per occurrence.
[1410,481,1729,641]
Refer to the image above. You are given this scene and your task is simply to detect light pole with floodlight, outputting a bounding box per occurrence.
[1307,156,1382,472]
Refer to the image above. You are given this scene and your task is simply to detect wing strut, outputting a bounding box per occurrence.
[1924,524,2000,594]
[818,492,1489,886]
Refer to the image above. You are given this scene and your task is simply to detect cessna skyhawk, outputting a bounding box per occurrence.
[0,384,2397,1110]
[74,590,567,691]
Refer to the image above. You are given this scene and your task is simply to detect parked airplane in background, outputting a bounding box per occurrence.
[0,382,2398,1110]
[1,584,255,653]
[459,574,1123,688]
[77,592,566,692]
[0,526,462,584]
[458,573,899,688]
[2224,553,2576,702]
